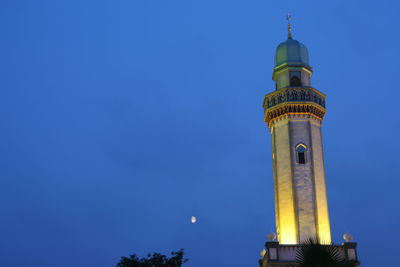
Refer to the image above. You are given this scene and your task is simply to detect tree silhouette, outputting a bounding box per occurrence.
[116,249,188,267]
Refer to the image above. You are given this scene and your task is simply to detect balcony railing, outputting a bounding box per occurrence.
[264,87,326,110]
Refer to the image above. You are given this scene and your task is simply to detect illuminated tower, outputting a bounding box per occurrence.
[259,17,359,267]
[264,17,331,245]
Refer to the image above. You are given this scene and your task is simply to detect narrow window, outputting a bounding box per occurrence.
[296,144,307,164]
[290,71,301,86]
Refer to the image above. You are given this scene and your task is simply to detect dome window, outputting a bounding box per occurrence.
[290,71,302,86]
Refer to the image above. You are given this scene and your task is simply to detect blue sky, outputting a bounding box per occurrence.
[0,0,399,266]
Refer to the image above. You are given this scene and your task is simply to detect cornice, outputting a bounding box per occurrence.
[273,62,313,73]
[264,103,326,128]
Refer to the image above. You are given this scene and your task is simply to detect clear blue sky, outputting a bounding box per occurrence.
[0,0,398,266]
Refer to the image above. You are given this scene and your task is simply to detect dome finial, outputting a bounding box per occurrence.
[286,13,292,39]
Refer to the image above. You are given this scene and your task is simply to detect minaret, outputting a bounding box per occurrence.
[259,18,360,267]
[263,17,331,245]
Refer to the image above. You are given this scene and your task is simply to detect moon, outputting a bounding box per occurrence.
[191,216,197,224]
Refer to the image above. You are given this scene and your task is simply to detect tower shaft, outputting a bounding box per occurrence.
[264,84,331,244]
[269,113,331,244]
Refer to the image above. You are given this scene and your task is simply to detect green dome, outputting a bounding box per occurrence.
[274,38,309,67]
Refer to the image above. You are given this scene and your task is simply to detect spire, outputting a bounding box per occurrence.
[286,14,292,39]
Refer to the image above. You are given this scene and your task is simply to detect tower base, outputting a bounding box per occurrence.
[259,241,359,267]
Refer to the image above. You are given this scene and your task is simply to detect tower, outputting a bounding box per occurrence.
[264,19,330,246]
[259,18,359,266]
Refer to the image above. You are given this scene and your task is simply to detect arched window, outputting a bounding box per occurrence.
[296,144,307,164]
[290,71,302,86]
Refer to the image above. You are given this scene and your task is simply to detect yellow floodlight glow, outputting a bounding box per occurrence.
[276,194,298,244]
